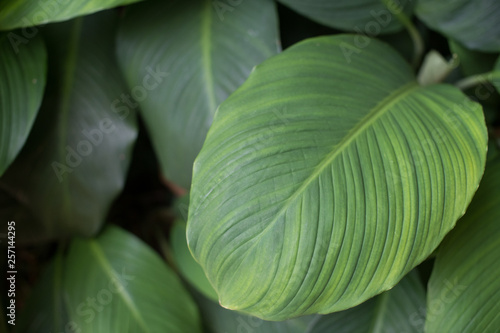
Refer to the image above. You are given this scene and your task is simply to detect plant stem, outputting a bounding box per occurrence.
[455,71,500,91]
[383,0,424,69]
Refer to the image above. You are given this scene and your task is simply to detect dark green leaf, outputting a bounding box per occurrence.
[19,226,202,332]
[116,0,280,189]
[187,34,488,320]
[0,32,46,177]
[196,293,317,333]
[0,0,142,30]
[277,0,414,34]
[492,56,500,94]
[449,40,499,77]
[0,12,137,243]
[17,250,68,333]
[416,0,500,52]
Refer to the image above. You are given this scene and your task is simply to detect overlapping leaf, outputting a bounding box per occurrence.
[196,294,316,333]
[416,0,500,52]
[277,0,414,34]
[116,0,280,189]
[196,269,425,332]
[18,226,202,332]
[171,220,218,301]
[0,12,137,243]
[492,56,500,94]
[426,156,500,332]
[308,270,425,332]
[0,32,46,177]
[16,250,68,332]
[0,0,142,30]
[187,35,488,320]
[449,40,499,77]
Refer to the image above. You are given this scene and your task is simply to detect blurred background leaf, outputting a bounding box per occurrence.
[0,31,46,177]
[449,39,499,77]
[116,0,280,189]
[0,0,142,30]
[170,219,218,301]
[416,0,500,52]
[16,249,68,333]
[0,11,137,243]
[492,56,500,94]
[277,0,414,34]
[307,270,426,333]
[18,226,202,332]
[196,293,317,333]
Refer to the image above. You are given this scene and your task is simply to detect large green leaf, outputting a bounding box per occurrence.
[0,32,46,177]
[308,270,425,332]
[116,0,280,189]
[426,156,500,333]
[277,0,414,34]
[18,226,202,332]
[187,35,488,320]
[416,0,500,52]
[0,12,137,243]
[0,0,142,30]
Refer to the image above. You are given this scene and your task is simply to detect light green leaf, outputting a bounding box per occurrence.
[187,35,488,320]
[0,0,142,31]
[277,0,414,34]
[171,220,218,301]
[0,12,137,243]
[416,0,500,52]
[426,156,500,333]
[308,270,426,332]
[18,226,202,332]
[0,32,46,177]
[116,0,280,189]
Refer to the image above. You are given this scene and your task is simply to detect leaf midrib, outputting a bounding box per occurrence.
[57,18,82,224]
[201,0,217,114]
[251,81,419,245]
[89,240,150,333]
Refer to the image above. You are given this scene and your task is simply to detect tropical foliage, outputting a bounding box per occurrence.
[1,0,499,332]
